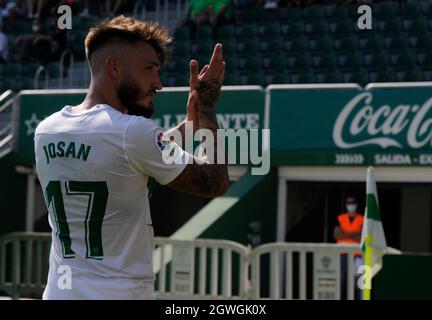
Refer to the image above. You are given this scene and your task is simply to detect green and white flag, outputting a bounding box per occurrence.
[361,167,387,275]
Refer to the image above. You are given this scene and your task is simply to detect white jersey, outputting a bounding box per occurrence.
[34,104,188,299]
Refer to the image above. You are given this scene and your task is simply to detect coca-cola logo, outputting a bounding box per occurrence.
[333,92,432,149]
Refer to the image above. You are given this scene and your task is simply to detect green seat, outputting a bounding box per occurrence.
[46,62,60,78]
[330,19,354,37]
[358,34,384,53]
[195,26,212,39]
[398,68,423,82]
[390,50,416,69]
[261,37,284,53]
[278,7,302,22]
[291,72,316,84]
[379,18,402,35]
[258,22,281,38]
[238,38,260,55]
[238,55,262,72]
[285,36,308,54]
[270,73,290,85]
[4,64,22,76]
[338,53,363,71]
[374,2,398,17]
[263,54,286,71]
[244,71,266,86]
[217,25,235,41]
[405,18,428,35]
[223,71,240,86]
[220,39,237,57]
[236,24,259,39]
[256,9,279,23]
[173,41,190,56]
[174,27,190,41]
[194,40,214,56]
[312,54,338,71]
[281,21,304,37]
[309,37,332,53]
[402,2,422,18]
[413,34,432,53]
[333,36,357,54]
[344,70,368,85]
[326,6,349,21]
[420,53,432,68]
[287,53,312,72]
[373,68,396,82]
[385,34,409,52]
[22,63,40,77]
[304,20,329,37]
[302,6,325,22]
[172,73,189,87]
[364,51,389,70]
[317,70,342,83]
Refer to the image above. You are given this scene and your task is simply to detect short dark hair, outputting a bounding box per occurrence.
[84,15,172,65]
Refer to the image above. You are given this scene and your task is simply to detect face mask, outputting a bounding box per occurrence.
[346,204,357,213]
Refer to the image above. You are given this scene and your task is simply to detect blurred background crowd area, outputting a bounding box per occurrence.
[0,0,430,91]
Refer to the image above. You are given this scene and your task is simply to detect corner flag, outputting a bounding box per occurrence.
[361,167,387,300]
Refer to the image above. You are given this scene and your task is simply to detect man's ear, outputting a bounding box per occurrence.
[106,55,121,80]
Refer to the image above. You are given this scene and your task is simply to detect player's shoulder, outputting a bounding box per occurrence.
[34,110,62,135]
[125,114,160,134]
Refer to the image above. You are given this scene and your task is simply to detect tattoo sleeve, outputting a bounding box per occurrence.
[167,79,230,197]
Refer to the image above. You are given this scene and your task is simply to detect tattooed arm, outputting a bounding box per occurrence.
[167,44,229,197]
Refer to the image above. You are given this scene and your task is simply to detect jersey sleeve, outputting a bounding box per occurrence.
[124,116,189,185]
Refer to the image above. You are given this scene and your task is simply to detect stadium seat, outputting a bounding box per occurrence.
[256,9,279,23]
[302,5,325,22]
[217,25,236,41]
[4,64,22,76]
[369,68,396,82]
[309,36,333,53]
[363,51,389,70]
[419,53,432,69]
[284,36,308,53]
[223,71,240,85]
[316,70,342,83]
[278,7,302,22]
[22,63,40,77]
[401,2,422,19]
[343,69,368,85]
[238,55,262,72]
[236,24,259,39]
[384,34,409,52]
[262,53,286,71]
[312,54,338,72]
[195,26,213,39]
[397,68,423,82]
[378,18,402,35]
[260,37,284,53]
[241,70,265,86]
[173,41,190,56]
[333,36,357,54]
[258,21,281,38]
[390,50,416,69]
[338,53,363,71]
[281,20,305,37]
[270,73,290,85]
[237,38,260,55]
[291,72,316,84]
[403,18,428,35]
[358,34,384,53]
[326,5,349,21]
[174,27,190,41]
[286,53,312,73]
[220,39,237,57]
[374,2,398,17]
[304,20,329,37]
[329,19,354,37]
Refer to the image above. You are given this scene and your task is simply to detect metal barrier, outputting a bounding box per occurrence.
[0,232,51,299]
[154,237,250,299]
[0,232,399,300]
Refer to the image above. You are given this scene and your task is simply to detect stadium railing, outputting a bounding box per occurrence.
[0,232,400,300]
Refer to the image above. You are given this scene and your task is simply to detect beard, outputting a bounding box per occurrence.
[117,76,155,119]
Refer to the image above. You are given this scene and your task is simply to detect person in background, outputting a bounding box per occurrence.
[334,196,364,300]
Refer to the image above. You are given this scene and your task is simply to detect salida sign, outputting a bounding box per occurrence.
[269,84,432,166]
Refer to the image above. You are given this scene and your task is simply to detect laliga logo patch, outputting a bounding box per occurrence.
[154,129,177,163]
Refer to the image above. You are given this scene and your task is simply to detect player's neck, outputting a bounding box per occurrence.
[81,81,127,113]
